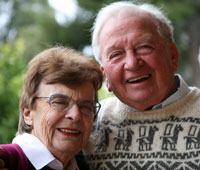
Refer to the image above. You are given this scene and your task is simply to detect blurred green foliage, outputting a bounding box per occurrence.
[98,86,114,102]
[0,0,200,143]
[0,39,26,143]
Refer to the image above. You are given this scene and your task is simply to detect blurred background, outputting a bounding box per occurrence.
[0,0,200,143]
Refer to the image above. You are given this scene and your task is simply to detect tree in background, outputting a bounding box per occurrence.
[162,0,200,86]
[0,0,58,143]
[0,40,26,143]
[1,0,200,85]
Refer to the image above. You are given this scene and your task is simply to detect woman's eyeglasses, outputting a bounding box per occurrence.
[35,94,101,116]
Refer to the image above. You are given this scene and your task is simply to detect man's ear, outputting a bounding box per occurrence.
[169,42,179,72]
[101,66,113,92]
[23,108,33,126]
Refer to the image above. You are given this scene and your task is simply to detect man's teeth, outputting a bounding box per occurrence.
[60,129,80,134]
[128,75,150,83]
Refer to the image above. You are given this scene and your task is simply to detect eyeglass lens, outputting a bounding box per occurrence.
[49,94,100,115]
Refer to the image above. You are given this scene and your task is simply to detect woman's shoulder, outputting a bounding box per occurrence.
[0,143,33,170]
[1,143,21,152]
[0,143,26,158]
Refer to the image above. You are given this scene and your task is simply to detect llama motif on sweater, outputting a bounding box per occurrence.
[84,87,200,170]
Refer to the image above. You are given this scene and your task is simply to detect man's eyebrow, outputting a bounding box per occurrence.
[105,46,118,55]
[136,36,152,44]
[105,42,125,56]
[104,36,153,56]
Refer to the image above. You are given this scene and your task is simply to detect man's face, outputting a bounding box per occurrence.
[99,12,179,111]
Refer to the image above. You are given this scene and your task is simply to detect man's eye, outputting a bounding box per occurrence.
[135,45,153,55]
[108,51,124,59]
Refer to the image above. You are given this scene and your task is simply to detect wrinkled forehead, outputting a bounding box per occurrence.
[102,9,155,32]
[99,10,159,47]
[37,81,95,100]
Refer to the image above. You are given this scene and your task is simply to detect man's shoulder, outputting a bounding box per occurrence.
[188,86,200,98]
[100,96,120,106]
[99,97,122,114]
[96,96,128,122]
[189,86,200,92]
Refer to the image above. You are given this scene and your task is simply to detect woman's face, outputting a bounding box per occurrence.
[24,82,95,160]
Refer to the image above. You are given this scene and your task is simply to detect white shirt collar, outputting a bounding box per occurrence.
[128,74,190,111]
[12,133,79,170]
[154,74,190,109]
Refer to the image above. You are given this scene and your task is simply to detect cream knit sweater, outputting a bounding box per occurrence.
[84,87,200,170]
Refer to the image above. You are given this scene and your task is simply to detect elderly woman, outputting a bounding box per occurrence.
[0,46,103,170]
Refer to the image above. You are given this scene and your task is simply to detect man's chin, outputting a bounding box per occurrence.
[120,94,156,109]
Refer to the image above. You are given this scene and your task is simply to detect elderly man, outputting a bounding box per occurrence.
[83,1,200,170]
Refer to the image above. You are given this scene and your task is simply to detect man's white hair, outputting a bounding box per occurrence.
[91,1,174,63]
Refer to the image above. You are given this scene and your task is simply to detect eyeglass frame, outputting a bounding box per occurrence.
[34,94,101,116]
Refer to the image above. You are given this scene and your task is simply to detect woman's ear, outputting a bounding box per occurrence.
[23,108,33,126]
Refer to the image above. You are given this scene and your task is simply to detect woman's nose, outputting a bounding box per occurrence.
[64,104,81,122]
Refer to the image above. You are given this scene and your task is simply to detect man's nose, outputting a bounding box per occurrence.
[64,104,81,122]
[124,52,143,71]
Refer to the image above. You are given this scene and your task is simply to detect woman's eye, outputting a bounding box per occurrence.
[51,99,69,106]
[79,105,93,113]
[135,45,153,55]
[55,101,65,104]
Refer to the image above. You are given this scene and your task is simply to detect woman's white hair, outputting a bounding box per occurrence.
[91,1,174,63]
